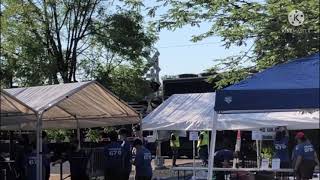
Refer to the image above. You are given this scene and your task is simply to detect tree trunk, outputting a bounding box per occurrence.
[53,73,59,84]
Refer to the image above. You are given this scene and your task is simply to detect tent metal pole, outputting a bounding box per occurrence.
[76,117,81,149]
[36,112,44,180]
[260,140,262,162]
[256,140,260,168]
[36,114,40,180]
[192,139,196,179]
[207,112,218,180]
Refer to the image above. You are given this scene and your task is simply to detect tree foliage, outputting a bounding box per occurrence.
[149,0,319,88]
[93,64,152,102]
[1,0,157,90]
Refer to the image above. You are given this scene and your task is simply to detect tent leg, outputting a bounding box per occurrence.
[9,132,13,160]
[256,140,260,168]
[77,128,81,149]
[76,117,81,149]
[192,140,195,179]
[36,112,44,180]
[207,112,218,180]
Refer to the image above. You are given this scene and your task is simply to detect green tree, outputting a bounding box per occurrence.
[149,0,319,88]
[1,0,157,87]
[93,64,152,102]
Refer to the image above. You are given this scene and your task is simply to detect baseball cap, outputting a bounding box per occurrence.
[295,132,305,139]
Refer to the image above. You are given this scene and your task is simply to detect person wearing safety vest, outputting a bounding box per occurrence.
[170,132,180,167]
[197,131,209,166]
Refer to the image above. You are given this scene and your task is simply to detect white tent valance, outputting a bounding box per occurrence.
[142,93,319,131]
[1,81,139,130]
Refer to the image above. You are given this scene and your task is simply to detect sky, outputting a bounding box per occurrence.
[154,23,253,78]
[140,1,255,78]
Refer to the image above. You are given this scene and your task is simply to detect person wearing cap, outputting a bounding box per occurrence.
[132,139,152,180]
[118,128,132,180]
[292,132,320,180]
[104,130,124,180]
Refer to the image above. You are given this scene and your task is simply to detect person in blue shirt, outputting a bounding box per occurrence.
[104,130,124,180]
[42,131,51,180]
[274,126,290,169]
[292,132,320,180]
[133,139,153,180]
[119,128,132,180]
[25,143,46,180]
[15,135,31,180]
[214,141,235,180]
[25,144,37,180]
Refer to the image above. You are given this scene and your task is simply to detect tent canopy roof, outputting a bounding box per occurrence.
[1,90,35,116]
[142,93,319,131]
[143,93,215,131]
[1,81,139,130]
[215,53,320,112]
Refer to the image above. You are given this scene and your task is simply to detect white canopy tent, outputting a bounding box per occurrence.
[1,81,139,130]
[1,81,140,180]
[206,53,319,180]
[142,92,319,179]
[142,93,319,131]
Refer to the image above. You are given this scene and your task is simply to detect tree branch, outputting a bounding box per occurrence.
[52,1,63,60]
[58,4,71,30]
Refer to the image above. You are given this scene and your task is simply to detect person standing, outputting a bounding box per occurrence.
[104,131,124,180]
[25,143,45,180]
[15,135,30,180]
[214,142,235,180]
[292,132,320,180]
[274,127,290,180]
[274,127,290,168]
[133,139,152,180]
[119,128,132,180]
[53,139,89,180]
[42,131,51,180]
[133,124,142,138]
[170,132,180,167]
[197,131,209,166]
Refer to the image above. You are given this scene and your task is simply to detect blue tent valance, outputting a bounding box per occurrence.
[215,53,320,112]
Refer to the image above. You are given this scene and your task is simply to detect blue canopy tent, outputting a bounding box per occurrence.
[207,53,320,180]
[215,53,319,112]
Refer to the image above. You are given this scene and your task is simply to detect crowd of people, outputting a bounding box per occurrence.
[1,126,319,180]
[170,128,320,180]
[103,129,152,180]
[7,127,152,180]
[274,127,320,180]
